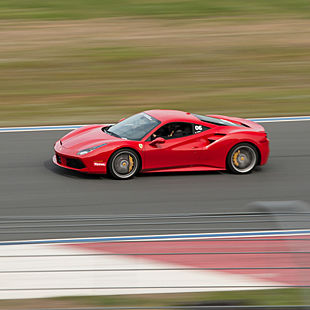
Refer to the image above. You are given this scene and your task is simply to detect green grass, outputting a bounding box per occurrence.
[0,289,308,309]
[1,0,310,20]
[1,17,310,126]
[57,289,308,306]
[0,1,310,126]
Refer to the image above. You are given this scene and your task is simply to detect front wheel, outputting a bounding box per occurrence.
[226,143,258,174]
[108,149,140,180]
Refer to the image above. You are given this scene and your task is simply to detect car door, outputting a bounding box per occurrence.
[142,122,205,171]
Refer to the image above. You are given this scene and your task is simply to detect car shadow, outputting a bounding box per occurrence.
[137,165,263,178]
[138,170,226,178]
[44,159,262,180]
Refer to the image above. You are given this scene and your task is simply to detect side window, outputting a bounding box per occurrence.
[151,122,193,140]
[193,124,209,134]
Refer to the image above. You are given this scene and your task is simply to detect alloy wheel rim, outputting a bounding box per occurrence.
[112,152,137,178]
[231,146,257,173]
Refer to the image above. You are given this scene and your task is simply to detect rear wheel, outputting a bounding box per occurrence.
[108,149,140,180]
[227,143,258,174]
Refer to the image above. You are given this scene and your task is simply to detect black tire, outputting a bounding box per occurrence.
[108,148,140,180]
[226,143,258,174]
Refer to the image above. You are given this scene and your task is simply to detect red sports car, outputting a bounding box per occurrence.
[53,110,269,179]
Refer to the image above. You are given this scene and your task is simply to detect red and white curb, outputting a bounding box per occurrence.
[1,229,309,299]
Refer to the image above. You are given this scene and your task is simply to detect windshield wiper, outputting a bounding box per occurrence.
[105,128,122,139]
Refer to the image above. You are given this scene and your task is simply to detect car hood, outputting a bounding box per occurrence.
[61,125,121,151]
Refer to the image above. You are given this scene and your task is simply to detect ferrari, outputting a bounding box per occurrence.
[53,110,269,179]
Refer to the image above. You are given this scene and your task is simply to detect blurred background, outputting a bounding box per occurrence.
[1,0,310,126]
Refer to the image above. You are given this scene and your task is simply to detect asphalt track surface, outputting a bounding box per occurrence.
[0,121,310,241]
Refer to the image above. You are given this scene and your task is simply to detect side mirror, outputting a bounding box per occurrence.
[118,118,125,123]
[150,137,165,146]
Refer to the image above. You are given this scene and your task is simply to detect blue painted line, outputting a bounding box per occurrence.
[249,116,310,122]
[1,230,310,246]
[0,116,310,133]
[0,125,82,132]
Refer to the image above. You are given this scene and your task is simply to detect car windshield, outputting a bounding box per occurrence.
[105,113,160,141]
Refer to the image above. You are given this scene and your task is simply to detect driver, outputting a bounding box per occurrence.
[152,124,180,140]
[151,127,165,140]
[168,124,175,137]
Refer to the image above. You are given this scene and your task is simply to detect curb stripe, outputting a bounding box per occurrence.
[0,116,310,133]
[1,229,310,246]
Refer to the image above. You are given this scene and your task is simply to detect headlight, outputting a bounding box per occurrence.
[77,143,107,155]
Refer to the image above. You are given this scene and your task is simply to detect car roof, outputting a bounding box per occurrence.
[144,109,199,123]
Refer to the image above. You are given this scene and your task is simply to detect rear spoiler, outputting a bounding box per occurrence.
[207,115,266,132]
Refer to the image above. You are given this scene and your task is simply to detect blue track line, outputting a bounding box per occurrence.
[1,229,310,246]
[0,125,82,132]
[249,116,310,122]
[0,116,310,133]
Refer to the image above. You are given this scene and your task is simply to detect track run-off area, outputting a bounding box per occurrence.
[0,116,309,241]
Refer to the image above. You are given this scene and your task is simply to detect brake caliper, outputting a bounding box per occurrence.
[128,155,134,172]
[233,150,240,166]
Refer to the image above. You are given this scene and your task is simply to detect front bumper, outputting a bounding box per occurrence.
[53,141,108,174]
[53,154,88,171]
